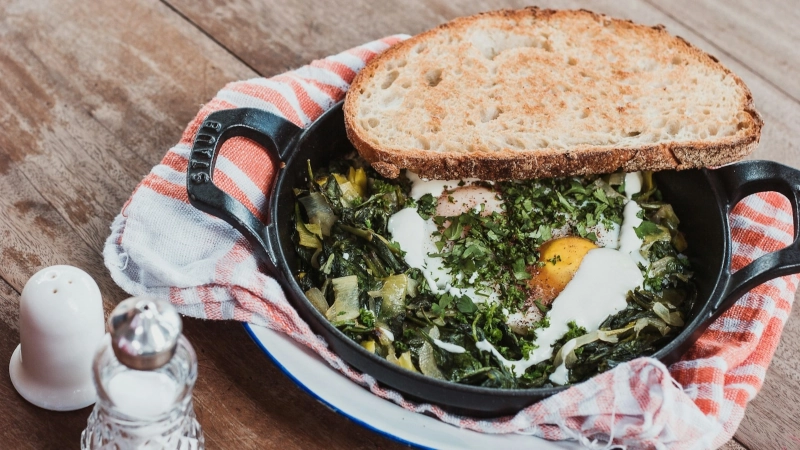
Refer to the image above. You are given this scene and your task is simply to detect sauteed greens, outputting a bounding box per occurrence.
[292,157,695,388]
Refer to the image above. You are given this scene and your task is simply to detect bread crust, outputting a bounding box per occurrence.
[344,7,762,180]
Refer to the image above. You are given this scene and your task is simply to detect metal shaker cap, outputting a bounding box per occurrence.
[108,297,182,370]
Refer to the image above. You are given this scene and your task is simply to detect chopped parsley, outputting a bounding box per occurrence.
[292,157,694,389]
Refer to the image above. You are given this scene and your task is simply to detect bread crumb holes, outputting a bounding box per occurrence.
[425,69,443,87]
[381,71,399,89]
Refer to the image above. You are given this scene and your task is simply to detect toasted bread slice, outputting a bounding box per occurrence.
[344,8,761,180]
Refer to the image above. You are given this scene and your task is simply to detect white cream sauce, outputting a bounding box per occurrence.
[488,248,644,377]
[506,311,539,335]
[619,201,648,266]
[549,363,570,385]
[433,339,466,354]
[619,172,648,266]
[624,171,643,197]
[474,172,649,379]
[476,339,514,366]
[549,338,578,385]
[595,171,642,252]
[397,171,652,381]
[389,172,503,301]
[387,208,451,292]
[592,221,621,249]
[385,209,501,302]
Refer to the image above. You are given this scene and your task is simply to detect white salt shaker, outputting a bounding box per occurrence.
[9,265,105,411]
[81,297,204,449]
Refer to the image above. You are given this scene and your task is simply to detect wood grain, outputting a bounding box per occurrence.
[0,0,400,448]
[0,0,796,448]
[165,2,800,447]
[721,439,748,450]
[0,165,129,448]
[646,0,800,102]
[164,0,530,75]
[168,0,800,170]
[739,290,800,450]
[0,281,96,450]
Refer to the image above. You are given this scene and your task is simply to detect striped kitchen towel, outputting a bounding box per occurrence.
[103,36,799,449]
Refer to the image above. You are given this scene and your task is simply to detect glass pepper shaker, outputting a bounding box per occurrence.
[81,297,204,449]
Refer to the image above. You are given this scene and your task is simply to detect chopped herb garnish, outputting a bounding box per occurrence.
[546,254,562,265]
[416,193,437,220]
[634,220,661,239]
[292,157,694,389]
[456,295,478,314]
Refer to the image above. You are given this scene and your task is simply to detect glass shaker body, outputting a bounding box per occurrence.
[81,335,204,449]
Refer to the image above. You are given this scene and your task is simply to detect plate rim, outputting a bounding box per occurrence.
[242,322,430,449]
[242,322,580,450]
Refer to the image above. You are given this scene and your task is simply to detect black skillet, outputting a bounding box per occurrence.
[186,103,800,417]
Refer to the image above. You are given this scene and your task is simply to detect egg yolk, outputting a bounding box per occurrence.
[528,236,598,304]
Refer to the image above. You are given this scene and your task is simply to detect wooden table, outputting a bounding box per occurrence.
[0,0,797,448]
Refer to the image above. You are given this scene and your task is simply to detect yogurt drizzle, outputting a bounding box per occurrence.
[386,208,449,293]
[471,172,648,381]
[433,339,466,354]
[390,170,650,384]
[388,173,499,303]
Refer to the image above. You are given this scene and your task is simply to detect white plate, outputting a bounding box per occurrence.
[244,323,582,449]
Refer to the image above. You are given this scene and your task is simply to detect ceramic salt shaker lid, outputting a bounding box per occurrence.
[9,265,105,411]
[108,297,181,370]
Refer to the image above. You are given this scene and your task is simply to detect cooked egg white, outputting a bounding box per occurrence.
[483,171,648,383]
[509,247,643,377]
[388,171,650,384]
[406,172,480,200]
[389,173,503,299]
[435,185,504,217]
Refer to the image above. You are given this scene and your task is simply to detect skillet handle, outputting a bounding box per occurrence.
[186,108,303,275]
[711,160,800,316]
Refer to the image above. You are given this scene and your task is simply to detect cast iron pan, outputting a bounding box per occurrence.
[186,103,800,417]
